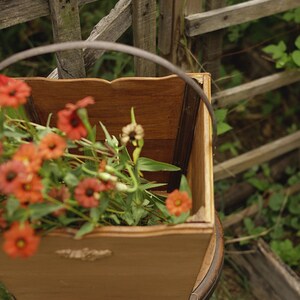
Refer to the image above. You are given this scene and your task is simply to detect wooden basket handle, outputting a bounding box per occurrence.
[0,41,217,147]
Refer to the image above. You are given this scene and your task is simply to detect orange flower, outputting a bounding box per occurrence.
[57,97,94,140]
[48,186,70,216]
[39,133,66,160]
[0,76,31,107]
[3,222,40,258]
[0,160,28,194]
[75,178,101,208]
[14,175,43,204]
[13,143,42,173]
[166,189,192,216]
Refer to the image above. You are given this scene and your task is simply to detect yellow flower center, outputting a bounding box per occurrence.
[175,199,182,207]
[16,238,26,249]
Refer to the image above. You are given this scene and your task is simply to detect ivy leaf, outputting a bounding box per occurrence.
[137,157,180,172]
[291,50,300,67]
[295,36,300,49]
[247,177,269,192]
[214,109,228,123]
[268,192,284,211]
[217,122,232,135]
[263,41,287,59]
[75,222,95,239]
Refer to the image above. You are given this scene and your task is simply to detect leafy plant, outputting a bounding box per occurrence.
[215,108,232,135]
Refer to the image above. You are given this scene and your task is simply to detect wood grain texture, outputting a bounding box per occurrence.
[0,0,97,29]
[0,225,213,300]
[48,0,132,78]
[187,73,214,222]
[213,69,300,107]
[202,0,226,85]
[186,0,300,36]
[49,0,86,78]
[132,0,157,76]
[22,75,213,216]
[230,239,300,300]
[214,130,300,181]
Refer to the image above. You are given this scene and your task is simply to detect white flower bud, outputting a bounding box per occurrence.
[115,182,129,192]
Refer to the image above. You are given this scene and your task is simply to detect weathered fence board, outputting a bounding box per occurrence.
[0,0,97,29]
[186,0,300,36]
[230,239,300,300]
[48,0,132,78]
[214,131,300,181]
[49,0,86,78]
[132,0,156,76]
[213,69,300,107]
[202,0,225,86]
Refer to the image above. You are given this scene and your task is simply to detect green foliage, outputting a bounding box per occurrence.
[271,239,300,267]
[215,109,233,135]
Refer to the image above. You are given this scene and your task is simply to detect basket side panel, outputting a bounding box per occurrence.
[0,230,213,300]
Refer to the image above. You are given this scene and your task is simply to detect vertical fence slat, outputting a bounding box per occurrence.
[132,0,156,76]
[49,0,86,78]
[158,0,202,74]
[202,0,225,88]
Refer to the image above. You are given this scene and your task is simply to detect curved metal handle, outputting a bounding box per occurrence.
[0,41,216,146]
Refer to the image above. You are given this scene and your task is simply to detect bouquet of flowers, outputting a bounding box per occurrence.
[0,75,193,258]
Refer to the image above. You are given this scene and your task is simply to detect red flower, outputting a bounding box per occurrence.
[48,186,70,216]
[3,222,40,258]
[0,76,31,107]
[57,97,94,140]
[14,175,43,204]
[0,160,28,194]
[166,190,192,216]
[13,143,42,173]
[39,133,66,160]
[75,178,101,208]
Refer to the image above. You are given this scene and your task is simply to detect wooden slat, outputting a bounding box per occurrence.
[48,0,132,78]
[49,0,86,78]
[0,0,97,29]
[230,239,300,300]
[213,69,300,107]
[132,0,156,76]
[186,0,300,36]
[202,0,225,86]
[214,131,300,181]
[158,0,173,56]
[158,0,202,75]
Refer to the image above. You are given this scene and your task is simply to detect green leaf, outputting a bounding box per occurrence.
[243,217,254,232]
[271,239,300,266]
[268,192,284,211]
[64,172,79,187]
[291,50,300,67]
[75,222,95,239]
[214,109,228,123]
[137,157,180,172]
[99,122,114,146]
[295,8,300,23]
[288,195,300,215]
[6,198,20,217]
[139,182,166,190]
[90,207,100,222]
[295,36,300,49]
[247,177,269,192]
[170,211,190,224]
[179,175,192,198]
[217,122,232,135]
[29,203,63,220]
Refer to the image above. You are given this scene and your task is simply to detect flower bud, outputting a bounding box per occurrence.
[115,182,128,192]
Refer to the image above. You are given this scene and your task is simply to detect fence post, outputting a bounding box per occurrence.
[158,0,202,74]
[132,0,156,76]
[49,0,86,78]
[202,0,226,89]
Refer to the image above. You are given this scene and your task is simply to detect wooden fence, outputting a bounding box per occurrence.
[0,0,300,181]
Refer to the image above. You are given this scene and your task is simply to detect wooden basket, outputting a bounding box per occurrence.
[0,42,220,300]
